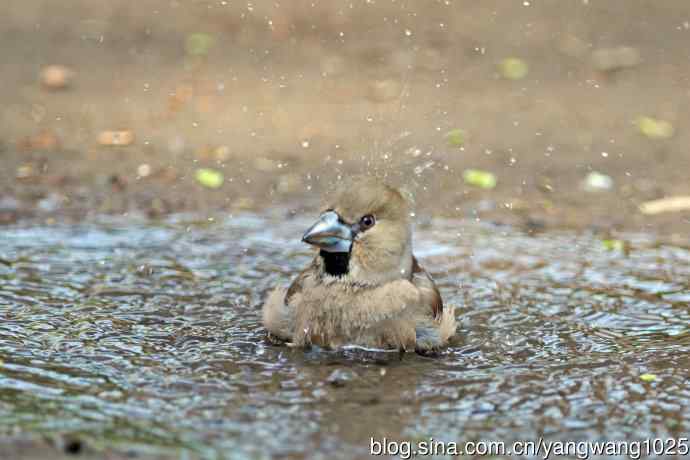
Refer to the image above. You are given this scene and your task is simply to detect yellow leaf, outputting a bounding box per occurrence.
[602,239,625,252]
[463,169,497,189]
[637,116,674,139]
[195,168,224,189]
[639,196,690,215]
[640,373,657,382]
[499,58,529,80]
[445,129,465,147]
[186,33,215,56]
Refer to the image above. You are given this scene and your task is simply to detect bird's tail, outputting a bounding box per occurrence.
[438,304,457,344]
[415,305,457,351]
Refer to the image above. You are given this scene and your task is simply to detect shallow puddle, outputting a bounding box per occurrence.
[0,213,688,458]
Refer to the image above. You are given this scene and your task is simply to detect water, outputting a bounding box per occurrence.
[0,213,689,459]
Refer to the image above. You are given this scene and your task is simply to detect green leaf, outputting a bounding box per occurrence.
[637,116,674,139]
[185,33,215,56]
[195,168,224,189]
[639,373,657,382]
[462,169,497,189]
[602,239,625,252]
[445,128,465,147]
[499,58,529,80]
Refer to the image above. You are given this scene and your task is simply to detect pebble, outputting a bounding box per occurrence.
[15,164,36,179]
[137,164,152,178]
[98,130,135,146]
[17,131,60,151]
[40,65,74,90]
[582,172,614,192]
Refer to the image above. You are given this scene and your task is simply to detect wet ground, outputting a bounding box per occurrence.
[1,213,688,459]
[2,0,690,234]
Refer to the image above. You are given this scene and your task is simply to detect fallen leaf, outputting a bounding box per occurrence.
[17,131,60,151]
[637,116,674,139]
[499,58,528,80]
[463,169,497,189]
[640,373,657,382]
[186,33,215,56]
[602,239,625,252]
[446,129,465,147]
[98,130,135,146]
[639,196,690,215]
[195,168,224,189]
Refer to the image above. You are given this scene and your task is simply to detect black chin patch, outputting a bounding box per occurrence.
[320,250,350,277]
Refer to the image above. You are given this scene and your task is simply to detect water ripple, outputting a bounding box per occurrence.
[0,214,688,458]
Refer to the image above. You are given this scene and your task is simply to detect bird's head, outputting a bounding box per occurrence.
[302,176,413,285]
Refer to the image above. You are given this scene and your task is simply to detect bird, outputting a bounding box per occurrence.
[262,176,456,352]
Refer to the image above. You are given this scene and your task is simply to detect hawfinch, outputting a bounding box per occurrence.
[262,177,456,352]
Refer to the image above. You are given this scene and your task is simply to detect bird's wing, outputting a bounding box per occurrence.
[284,255,323,304]
[285,269,308,305]
[410,256,443,319]
[263,259,317,341]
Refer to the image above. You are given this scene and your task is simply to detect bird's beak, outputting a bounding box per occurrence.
[302,211,353,253]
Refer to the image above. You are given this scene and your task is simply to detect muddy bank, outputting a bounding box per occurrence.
[0,0,689,236]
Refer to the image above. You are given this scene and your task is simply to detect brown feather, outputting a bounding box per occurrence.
[285,261,315,304]
[411,256,443,319]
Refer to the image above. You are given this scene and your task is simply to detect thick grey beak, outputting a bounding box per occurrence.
[302,211,353,253]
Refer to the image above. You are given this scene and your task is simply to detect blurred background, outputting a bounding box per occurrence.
[1,0,689,233]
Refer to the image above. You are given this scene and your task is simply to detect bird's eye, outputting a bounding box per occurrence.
[359,214,376,229]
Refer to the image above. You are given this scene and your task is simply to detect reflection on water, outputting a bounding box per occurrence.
[0,213,688,458]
